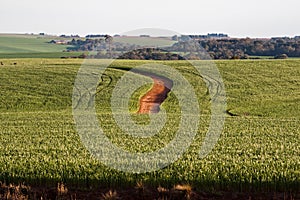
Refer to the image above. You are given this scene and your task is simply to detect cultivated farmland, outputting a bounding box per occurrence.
[0,59,299,199]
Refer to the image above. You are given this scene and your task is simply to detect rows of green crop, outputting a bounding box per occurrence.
[0,59,299,191]
[0,59,79,111]
[0,111,298,189]
[217,59,300,118]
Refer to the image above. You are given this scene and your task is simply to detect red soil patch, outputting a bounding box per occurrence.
[137,74,173,114]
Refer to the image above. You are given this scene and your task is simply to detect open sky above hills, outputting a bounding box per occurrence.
[1,0,300,38]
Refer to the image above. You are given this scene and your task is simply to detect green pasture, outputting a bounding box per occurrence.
[0,59,299,191]
[0,34,71,53]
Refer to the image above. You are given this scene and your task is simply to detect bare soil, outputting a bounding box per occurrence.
[137,74,173,114]
[1,183,299,200]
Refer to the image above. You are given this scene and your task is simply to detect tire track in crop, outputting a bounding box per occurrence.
[89,74,113,107]
[179,68,225,105]
[73,73,112,110]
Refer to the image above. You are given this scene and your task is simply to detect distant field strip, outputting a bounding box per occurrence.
[0,36,69,53]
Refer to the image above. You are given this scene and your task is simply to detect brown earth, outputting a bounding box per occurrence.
[137,73,173,114]
[1,183,299,200]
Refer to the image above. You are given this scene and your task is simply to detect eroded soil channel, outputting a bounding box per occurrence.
[135,71,173,114]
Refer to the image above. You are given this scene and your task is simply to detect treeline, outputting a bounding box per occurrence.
[63,36,300,59]
[118,48,185,60]
[197,37,300,59]
[169,37,300,59]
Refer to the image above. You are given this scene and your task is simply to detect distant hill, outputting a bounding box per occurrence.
[1,34,300,59]
[0,34,175,58]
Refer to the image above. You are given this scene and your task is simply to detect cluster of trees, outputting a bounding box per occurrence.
[60,34,80,38]
[85,34,108,38]
[118,48,185,60]
[167,37,300,59]
[197,37,300,59]
[66,35,142,58]
[173,33,228,41]
[67,35,113,52]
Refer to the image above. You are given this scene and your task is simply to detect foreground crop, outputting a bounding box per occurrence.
[0,59,299,197]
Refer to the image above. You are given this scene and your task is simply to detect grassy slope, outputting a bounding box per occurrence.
[0,34,83,58]
[0,34,69,53]
[0,59,299,191]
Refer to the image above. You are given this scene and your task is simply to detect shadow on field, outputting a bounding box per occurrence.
[0,176,299,200]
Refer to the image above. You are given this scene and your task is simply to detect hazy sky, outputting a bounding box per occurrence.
[1,0,299,37]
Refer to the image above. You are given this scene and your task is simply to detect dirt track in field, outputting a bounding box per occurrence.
[137,73,173,114]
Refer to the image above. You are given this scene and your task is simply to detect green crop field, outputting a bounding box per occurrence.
[0,58,299,198]
[0,34,70,53]
[0,34,81,59]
